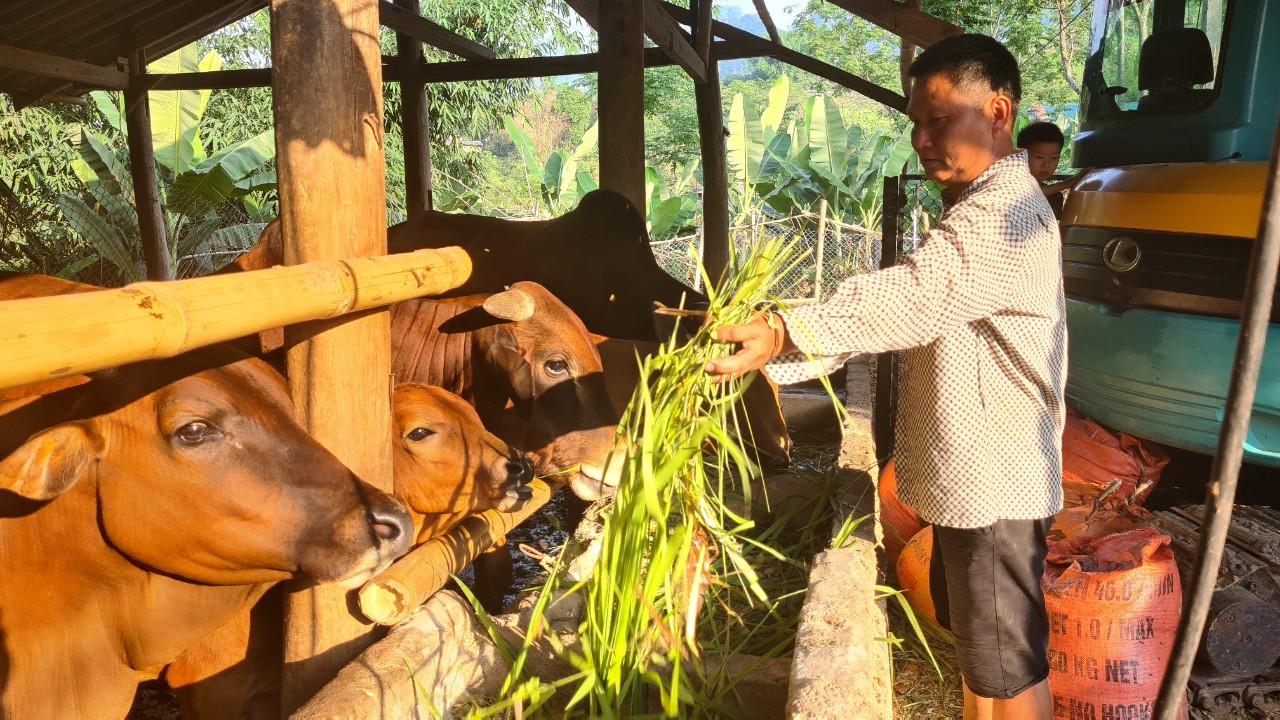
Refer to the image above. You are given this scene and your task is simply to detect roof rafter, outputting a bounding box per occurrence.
[564,0,707,83]
[825,0,961,48]
[377,0,495,61]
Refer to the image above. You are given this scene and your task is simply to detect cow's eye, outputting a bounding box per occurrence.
[174,421,218,446]
[544,359,569,377]
[406,427,435,442]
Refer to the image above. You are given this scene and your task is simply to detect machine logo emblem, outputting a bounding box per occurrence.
[1102,236,1142,272]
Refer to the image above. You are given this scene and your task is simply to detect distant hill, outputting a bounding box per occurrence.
[716,6,768,79]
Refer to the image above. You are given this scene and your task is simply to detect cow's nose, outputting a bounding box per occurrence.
[506,457,534,484]
[369,506,409,544]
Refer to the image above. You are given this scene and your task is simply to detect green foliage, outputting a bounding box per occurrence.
[728,76,916,227]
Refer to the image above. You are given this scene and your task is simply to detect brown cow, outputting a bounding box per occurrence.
[234,190,701,342]
[0,346,413,719]
[165,382,533,719]
[388,283,624,502]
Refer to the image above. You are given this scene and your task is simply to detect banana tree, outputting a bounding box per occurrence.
[505,117,598,216]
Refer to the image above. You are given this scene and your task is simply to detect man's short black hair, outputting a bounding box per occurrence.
[1016,121,1065,149]
[908,33,1022,104]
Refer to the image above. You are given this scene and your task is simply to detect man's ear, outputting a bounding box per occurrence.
[990,93,1016,137]
[0,424,96,501]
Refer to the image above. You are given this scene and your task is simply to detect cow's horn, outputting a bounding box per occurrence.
[483,287,535,322]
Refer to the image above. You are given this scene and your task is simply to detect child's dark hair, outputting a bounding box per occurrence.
[1017,121,1065,149]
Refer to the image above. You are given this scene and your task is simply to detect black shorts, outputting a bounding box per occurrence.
[929,516,1054,699]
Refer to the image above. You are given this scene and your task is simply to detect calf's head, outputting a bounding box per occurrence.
[0,347,412,585]
[465,282,626,501]
[392,383,533,542]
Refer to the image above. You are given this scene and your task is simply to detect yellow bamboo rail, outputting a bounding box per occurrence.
[0,247,471,391]
[358,478,559,626]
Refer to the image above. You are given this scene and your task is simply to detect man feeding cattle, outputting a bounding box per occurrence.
[707,34,1064,720]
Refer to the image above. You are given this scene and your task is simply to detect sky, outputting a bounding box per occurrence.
[719,0,805,30]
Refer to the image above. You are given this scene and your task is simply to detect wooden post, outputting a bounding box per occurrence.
[271,0,393,711]
[597,0,645,208]
[693,0,730,283]
[395,0,433,215]
[124,45,171,281]
[814,198,828,300]
[873,175,901,459]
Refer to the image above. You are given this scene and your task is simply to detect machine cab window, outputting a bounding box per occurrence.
[1084,0,1232,119]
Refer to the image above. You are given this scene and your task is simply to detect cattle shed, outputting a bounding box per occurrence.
[0,0,967,716]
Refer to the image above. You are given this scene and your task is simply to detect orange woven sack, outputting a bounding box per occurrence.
[895,526,939,626]
[1049,504,1154,546]
[1043,528,1184,720]
[879,459,926,565]
[1063,410,1171,507]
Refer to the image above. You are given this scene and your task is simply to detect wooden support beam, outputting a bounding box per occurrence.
[395,0,433,215]
[597,0,646,209]
[824,0,961,49]
[692,0,729,282]
[642,0,706,83]
[271,0,395,711]
[0,248,471,391]
[750,0,782,43]
[660,1,907,112]
[378,0,495,60]
[0,42,128,90]
[568,0,706,83]
[124,46,171,281]
[694,0,713,67]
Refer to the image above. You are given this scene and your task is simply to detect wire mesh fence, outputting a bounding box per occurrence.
[650,210,882,304]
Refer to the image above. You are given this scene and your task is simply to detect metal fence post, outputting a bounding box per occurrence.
[814,199,828,301]
[873,175,903,461]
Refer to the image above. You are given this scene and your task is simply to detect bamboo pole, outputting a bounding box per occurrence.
[814,198,828,300]
[358,480,559,626]
[0,248,471,391]
[270,0,395,709]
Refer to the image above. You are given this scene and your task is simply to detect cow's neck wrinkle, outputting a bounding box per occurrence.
[0,477,270,716]
[390,299,476,398]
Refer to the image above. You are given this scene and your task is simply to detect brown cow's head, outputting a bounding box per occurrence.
[392,383,534,543]
[0,347,413,586]
[468,282,626,501]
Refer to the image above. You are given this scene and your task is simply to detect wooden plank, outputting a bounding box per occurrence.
[642,0,706,83]
[0,42,128,90]
[395,0,433,215]
[378,0,495,60]
[693,0,729,282]
[824,0,961,48]
[0,248,471,391]
[597,0,646,209]
[660,1,907,112]
[124,46,171,281]
[270,0,396,710]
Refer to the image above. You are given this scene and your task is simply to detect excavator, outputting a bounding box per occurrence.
[1063,0,1277,468]
[1060,1,1280,715]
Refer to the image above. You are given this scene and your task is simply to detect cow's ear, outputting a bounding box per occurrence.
[0,424,95,501]
[483,287,535,322]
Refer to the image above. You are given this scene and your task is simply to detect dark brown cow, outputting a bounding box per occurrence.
[234,190,701,341]
[0,346,412,719]
[165,382,534,719]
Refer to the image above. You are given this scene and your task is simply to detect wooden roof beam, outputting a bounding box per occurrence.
[378,0,495,60]
[825,0,961,48]
[0,42,128,90]
[141,41,763,90]
[658,1,906,112]
[750,0,781,43]
[565,0,707,83]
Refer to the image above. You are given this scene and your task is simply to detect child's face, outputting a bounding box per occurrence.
[1025,141,1062,182]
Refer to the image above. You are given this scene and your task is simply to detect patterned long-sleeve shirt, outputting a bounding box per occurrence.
[766,151,1066,528]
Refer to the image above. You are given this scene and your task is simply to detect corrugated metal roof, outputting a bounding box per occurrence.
[0,0,266,103]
